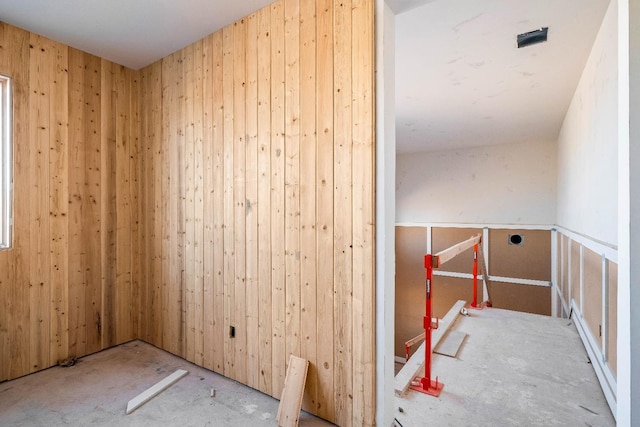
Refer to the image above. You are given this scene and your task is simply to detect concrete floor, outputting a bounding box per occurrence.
[0,341,333,427]
[394,307,615,427]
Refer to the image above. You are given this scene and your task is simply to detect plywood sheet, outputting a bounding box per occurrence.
[395,227,427,357]
[489,229,551,281]
[570,240,581,307]
[607,261,618,376]
[583,247,603,348]
[488,282,551,316]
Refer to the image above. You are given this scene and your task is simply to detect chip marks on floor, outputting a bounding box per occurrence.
[0,340,333,427]
[394,307,615,427]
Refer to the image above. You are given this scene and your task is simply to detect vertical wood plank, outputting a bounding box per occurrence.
[202,34,216,371]
[284,0,301,369]
[257,5,273,396]
[48,40,69,364]
[210,31,226,374]
[222,25,236,378]
[233,18,248,385]
[115,65,132,344]
[299,0,318,412]
[270,0,287,398]
[130,70,141,340]
[84,54,102,353]
[137,66,150,342]
[28,33,52,373]
[333,0,354,423]
[193,40,205,367]
[315,0,335,418]
[351,0,375,424]
[245,11,261,390]
[99,59,117,349]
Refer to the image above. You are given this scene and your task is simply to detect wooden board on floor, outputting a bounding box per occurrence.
[277,356,309,427]
[126,369,188,414]
[434,330,466,358]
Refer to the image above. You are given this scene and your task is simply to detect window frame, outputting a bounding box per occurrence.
[0,74,12,250]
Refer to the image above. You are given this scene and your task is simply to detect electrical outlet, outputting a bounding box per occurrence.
[230,326,235,338]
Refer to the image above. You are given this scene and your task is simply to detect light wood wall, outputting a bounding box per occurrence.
[0,23,139,381]
[136,0,375,425]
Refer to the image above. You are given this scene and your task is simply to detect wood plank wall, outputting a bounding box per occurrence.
[136,0,375,425]
[0,23,139,381]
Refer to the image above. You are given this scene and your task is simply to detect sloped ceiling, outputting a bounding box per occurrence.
[395,0,611,153]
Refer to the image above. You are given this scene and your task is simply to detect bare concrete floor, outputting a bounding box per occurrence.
[394,307,615,427]
[0,341,333,427]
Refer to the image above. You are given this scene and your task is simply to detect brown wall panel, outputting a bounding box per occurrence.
[607,261,618,376]
[0,23,139,381]
[394,227,427,358]
[489,229,551,281]
[488,282,551,316]
[583,247,603,348]
[432,227,481,273]
[561,235,569,307]
[570,240,581,307]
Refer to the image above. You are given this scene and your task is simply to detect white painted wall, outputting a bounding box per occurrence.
[557,0,619,246]
[396,140,557,225]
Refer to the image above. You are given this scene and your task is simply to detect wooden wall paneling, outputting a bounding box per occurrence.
[315,0,335,419]
[115,65,133,344]
[184,41,196,364]
[351,0,375,423]
[299,0,318,412]
[83,54,103,353]
[137,65,149,342]
[48,40,69,364]
[222,24,236,378]
[570,240,581,307]
[256,5,273,395]
[233,18,248,384]
[0,23,31,381]
[28,33,53,372]
[176,49,187,357]
[270,0,287,398]
[245,12,261,391]
[583,247,603,348]
[100,59,117,349]
[284,0,301,370]
[201,34,215,371]
[607,260,618,376]
[333,0,354,423]
[210,31,226,374]
[193,39,205,367]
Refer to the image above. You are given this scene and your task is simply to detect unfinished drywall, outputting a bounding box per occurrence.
[0,23,139,382]
[136,1,375,425]
[557,0,618,246]
[396,140,557,224]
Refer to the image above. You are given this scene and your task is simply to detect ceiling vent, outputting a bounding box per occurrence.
[517,27,548,48]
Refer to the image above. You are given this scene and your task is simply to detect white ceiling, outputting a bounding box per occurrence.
[0,0,610,154]
[395,0,610,153]
[0,0,274,70]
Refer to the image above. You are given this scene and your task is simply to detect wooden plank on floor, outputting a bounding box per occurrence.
[434,330,467,358]
[277,356,310,427]
[126,369,189,414]
[394,300,466,396]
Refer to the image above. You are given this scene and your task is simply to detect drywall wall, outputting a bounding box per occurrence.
[396,140,557,225]
[0,23,139,382]
[557,0,618,246]
[136,1,375,425]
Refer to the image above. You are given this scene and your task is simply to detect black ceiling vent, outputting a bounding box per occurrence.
[517,27,548,48]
